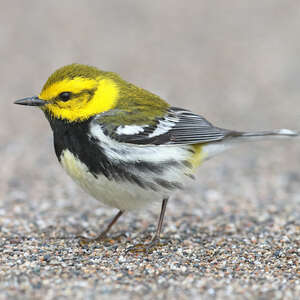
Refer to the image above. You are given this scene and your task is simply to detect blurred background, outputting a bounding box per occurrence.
[1,0,300,230]
[1,0,300,229]
[1,1,300,298]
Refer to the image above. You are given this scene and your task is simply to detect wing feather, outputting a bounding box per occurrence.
[95,107,229,145]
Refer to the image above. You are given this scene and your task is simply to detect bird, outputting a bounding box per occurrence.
[15,63,299,252]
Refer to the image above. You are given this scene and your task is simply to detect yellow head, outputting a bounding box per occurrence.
[40,64,120,122]
[15,64,169,124]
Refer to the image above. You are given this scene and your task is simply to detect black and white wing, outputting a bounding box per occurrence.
[97,107,230,145]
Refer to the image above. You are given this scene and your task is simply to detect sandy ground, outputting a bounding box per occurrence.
[0,1,300,299]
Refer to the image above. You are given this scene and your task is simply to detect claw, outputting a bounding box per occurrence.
[78,232,126,246]
[78,210,125,246]
[78,233,107,246]
[125,239,165,254]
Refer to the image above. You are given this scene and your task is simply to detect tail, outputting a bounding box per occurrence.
[202,128,299,160]
[229,128,299,140]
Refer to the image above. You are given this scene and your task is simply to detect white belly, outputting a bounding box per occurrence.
[60,149,182,211]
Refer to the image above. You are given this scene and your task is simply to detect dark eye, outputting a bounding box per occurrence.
[58,92,72,102]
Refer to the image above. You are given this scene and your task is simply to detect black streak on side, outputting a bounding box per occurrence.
[45,114,183,191]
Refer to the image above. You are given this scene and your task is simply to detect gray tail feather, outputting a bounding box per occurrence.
[201,128,299,160]
[228,129,299,140]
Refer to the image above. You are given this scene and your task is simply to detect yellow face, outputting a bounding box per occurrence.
[16,64,170,125]
[38,64,119,122]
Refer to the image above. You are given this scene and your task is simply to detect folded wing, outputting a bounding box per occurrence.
[96,107,230,145]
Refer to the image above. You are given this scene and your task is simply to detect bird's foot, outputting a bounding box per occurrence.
[126,238,165,254]
[79,232,125,246]
[79,232,106,246]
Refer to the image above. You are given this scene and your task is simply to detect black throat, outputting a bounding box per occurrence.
[45,113,112,178]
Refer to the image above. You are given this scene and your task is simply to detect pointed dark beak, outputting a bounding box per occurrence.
[14,96,46,107]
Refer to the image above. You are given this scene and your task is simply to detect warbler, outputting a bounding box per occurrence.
[15,64,299,251]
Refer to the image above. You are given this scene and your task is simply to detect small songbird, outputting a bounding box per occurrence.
[15,64,299,251]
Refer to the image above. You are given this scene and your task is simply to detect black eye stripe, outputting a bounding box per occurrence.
[58,92,72,102]
[56,89,96,103]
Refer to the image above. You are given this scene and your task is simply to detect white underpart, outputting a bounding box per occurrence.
[116,125,145,135]
[60,149,190,211]
[61,121,194,211]
[201,142,234,160]
[148,118,176,138]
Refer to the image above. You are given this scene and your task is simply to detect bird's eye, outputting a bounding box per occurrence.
[58,92,72,102]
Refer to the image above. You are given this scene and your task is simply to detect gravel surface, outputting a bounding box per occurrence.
[1,1,300,299]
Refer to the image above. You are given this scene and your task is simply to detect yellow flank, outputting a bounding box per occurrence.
[189,144,204,169]
[40,77,119,122]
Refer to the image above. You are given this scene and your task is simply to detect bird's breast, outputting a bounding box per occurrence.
[59,148,184,210]
[50,117,200,210]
